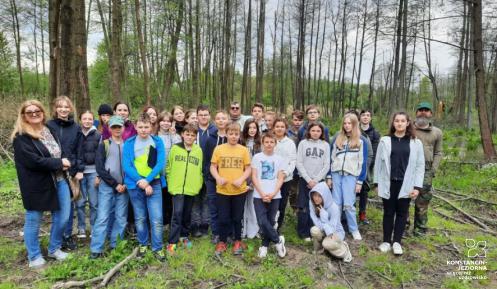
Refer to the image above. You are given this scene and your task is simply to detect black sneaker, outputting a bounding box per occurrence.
[200,224,209,236]
[192,226,202,238]
[90,252,104,259]
[153,250,167,263]
[137,245,148,258]
[62,236,77,251]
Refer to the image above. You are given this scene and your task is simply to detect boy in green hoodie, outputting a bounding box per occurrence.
[166,124,204,253]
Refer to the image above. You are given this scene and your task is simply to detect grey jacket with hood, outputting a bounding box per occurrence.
[373,136,425,199]
[296,139,330,183]
[308,182,345,239]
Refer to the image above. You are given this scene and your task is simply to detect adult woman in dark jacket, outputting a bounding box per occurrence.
[46,96,81,250]
[12,100,72,268]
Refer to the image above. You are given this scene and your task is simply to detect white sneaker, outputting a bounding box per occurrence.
[28,256,46,269]
[378,242,391,253]
[342,242,353,263]
[258,246,268,258]
[77,229,86,239]
[48,249,70,261]
[303,237,312,242]
[392,242,403,255]
[351,230,362,241]
[275,236,287,258]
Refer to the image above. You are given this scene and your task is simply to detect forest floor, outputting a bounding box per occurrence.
[0,129,497,289]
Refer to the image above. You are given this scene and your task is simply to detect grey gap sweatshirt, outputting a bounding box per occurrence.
[296,139,330,183]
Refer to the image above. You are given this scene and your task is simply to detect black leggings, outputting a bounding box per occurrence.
[216,193,246,243]
[382,180,411,244]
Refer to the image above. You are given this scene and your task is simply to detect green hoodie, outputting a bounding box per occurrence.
[166,143,203,196]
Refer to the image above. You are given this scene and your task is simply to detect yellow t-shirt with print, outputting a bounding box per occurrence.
[211,143,251,195]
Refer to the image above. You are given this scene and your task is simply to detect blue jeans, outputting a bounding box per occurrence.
[64,203,75,238]
[90,182,129,253]
[24,180,71,261]
[331,173,359,233]
[128,182,163,251]
[206,179,219,236]
[76,172,98,231]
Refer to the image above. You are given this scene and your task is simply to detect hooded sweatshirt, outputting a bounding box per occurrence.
[95,138,124,188]
[275,136,297,182]
[296,139,330,183]
[197,123,218,152]
[203,130,228,179]
[308,182,345,238]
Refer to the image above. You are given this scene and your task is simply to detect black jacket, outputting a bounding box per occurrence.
[75,128,101,172]
[13,127,65,211]
[363,124,380,168]
[203,131,227,180]
[46,118,81,175]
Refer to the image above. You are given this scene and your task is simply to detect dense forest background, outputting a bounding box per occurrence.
[0,0,496,159]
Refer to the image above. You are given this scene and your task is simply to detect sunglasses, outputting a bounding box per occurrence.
[24,110,43,117]
[231,107,240,110]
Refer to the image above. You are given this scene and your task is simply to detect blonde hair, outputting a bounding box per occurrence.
[226,122,241,133]
[52,95,75,119]
[11,99,47,140]
[335,113,361,149]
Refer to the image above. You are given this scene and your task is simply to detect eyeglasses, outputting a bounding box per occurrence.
[24,110,43,117]
[230,107,240,110]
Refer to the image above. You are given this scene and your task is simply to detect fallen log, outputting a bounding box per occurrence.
[434,188,497,206]
[51,247,139,289]
[432,194,495,233]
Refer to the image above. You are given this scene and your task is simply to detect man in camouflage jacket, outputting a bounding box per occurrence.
[412,102,443,236]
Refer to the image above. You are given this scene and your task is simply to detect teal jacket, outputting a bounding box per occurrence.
[166,143,203,196]
[122,135,166,189]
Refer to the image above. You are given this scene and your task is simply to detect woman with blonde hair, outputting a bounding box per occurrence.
[12,100,72,268]
[330,113,367,241]
[46,95,81,250]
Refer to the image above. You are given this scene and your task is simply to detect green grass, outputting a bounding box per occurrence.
[1,128,497,289]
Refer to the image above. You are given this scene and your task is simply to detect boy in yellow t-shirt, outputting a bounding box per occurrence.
[210,122,251,255]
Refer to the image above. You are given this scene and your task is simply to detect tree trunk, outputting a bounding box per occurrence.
[10,0,24,97]
[367,0,380,110]
[241,0,252,113]
[134,0,151,105]
[110,0,123,103]
[255,0,266,103]
[471,0,496,160]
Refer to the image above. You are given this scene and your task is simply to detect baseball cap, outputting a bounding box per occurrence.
[416,102,433,111]
[109,115,124,127]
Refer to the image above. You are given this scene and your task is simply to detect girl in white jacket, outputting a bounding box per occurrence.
[373,112,424,255]
[273,118,297,232]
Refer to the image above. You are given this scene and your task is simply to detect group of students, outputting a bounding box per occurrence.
[12,96,442,269]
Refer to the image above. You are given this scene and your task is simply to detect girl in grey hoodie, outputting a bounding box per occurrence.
[309,182,352,262]
[296,123,330,239]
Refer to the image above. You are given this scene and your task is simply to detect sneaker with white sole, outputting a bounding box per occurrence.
[378,242,392,253]
[28,256,46,269]
[392,242,403,255]
[77,229,86,239]
[275,236,287,258]
[48,249,69,261]
[342,242,353,263]
[351,230,362,241]
[303,237,312,242]
[258,246,268,258]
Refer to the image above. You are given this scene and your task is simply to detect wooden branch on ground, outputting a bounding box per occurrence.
[97,247,139,288]
[434,188,497,206]
[0,142,13,162]
[432,194,495,233]
[338,262,354,289]
[433,208,497,237]
[51,247,139,289]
